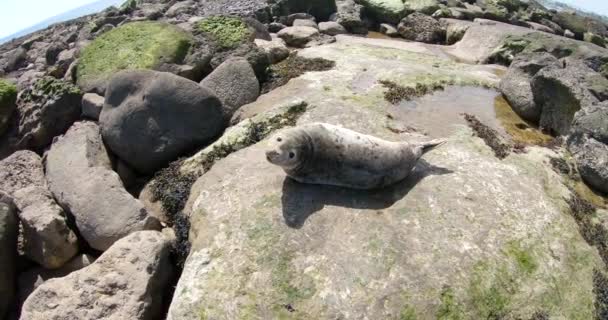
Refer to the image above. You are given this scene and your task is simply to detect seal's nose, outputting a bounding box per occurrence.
[265,150,279,163]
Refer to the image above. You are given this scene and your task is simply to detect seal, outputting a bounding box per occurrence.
[265,123,445,189]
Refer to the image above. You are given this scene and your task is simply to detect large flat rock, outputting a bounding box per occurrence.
[168,35,603,319]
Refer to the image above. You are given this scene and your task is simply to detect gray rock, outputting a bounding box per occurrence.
[81,93,104,120]
[404,0,441,15]
[47,48,77,78]
[441,18,473,44]
[13,186,79,269]
[46,121,160,251]
[3,47,27,72]
[293,19,319,29]
[16,77,82,150]
[539,18,563,35]
[100,70,224,174]
[531,61,607,135]
[287,13,316,26]
[17,254,96,306]
[0,193,17,320]
[254,37,290,64]
[499,52,558,122]
[564,29,575,39]
[278,26,321,48]
[0,150,47,195]
[572,101,608,145]
[398,12,446,43]
[201,59,260,121]
[209,42,270,81]
[165,0,195,18]
[319,21,347,36]
[333,0,367,34]
[379,23,399,37]
[243,17,272,41]
[524,21,555,34]
[20,231,174,320]
[568,133,608,194]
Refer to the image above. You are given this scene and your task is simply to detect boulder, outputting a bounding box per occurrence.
[358,0,407,24]
[441,18,473,44]
[77,21,193,94]
[243,17,272,41]
[499,52,558,122]
[17,254,96,305]
[0,193,18,319]
[319,21,347,36]
[282,1,336,21]
[13,186,79,269]
[254,37,290,64]
[564,29,575,39]
[200,59,260,121]
[0,150,47,195]
[100,70,224,174]
[45,42,68,65]
[398,12,446,43]
[46,121,160,251]
[269,22,287,33]
[293,19,319,29]
[167,35,600,320]
[572,101,608,145]
[165,0,195,18]
[286,13,316,26]
[567,133,608,194]
[404,0,441,15]
[333,0,368,34]
[20,231,174,320]
[0,79,17,136]
[531,61,608,135]
[16,77,82,150]
[524,21,555,34]
[278,26,321,48]
[81,92,104,120]
[2,47,27,72]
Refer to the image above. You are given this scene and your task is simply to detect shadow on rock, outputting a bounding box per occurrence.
[281,159,453,228]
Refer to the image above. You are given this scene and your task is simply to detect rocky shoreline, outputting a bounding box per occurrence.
[1,0,608,319]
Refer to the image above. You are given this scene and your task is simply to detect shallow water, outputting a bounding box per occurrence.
[387,86,504,138]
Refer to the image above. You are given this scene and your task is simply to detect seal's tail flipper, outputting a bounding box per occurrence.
[419,139,447,155]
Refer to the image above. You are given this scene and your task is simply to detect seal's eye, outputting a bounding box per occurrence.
[289,152,295,159]
[277,137,282,142]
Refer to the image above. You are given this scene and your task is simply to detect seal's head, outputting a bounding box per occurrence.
[265,129,307,170]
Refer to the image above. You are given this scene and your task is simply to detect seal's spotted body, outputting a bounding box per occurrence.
[265,123,445,189]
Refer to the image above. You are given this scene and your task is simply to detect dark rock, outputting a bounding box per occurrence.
[398,12,446,43]
[201,58,260,121]
[0,193,17,320]
[45,42,67,65]
[46,121,160,251]
[100,70,224,174]
[499,52,558,122]
[16,77,82,150]
[268,22,287,32]
[210,42,270,80]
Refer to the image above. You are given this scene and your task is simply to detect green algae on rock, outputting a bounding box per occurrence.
[0,79,17,136]
[262,54,335,93]
[358,0,407,24]
[197,16,252,49]
[77,21,192,92]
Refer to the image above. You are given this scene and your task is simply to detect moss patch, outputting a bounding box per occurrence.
[197,16,251,49]
[0,79,17,106]
[77,21,192,88]
[379,79,451,104]
[262,54,335,93]
[463,113,512,159]
[437,286,465,320]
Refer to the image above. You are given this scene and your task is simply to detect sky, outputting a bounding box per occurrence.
[0,0,607,40]
[558,0,608,16]
[0,0,120,39]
